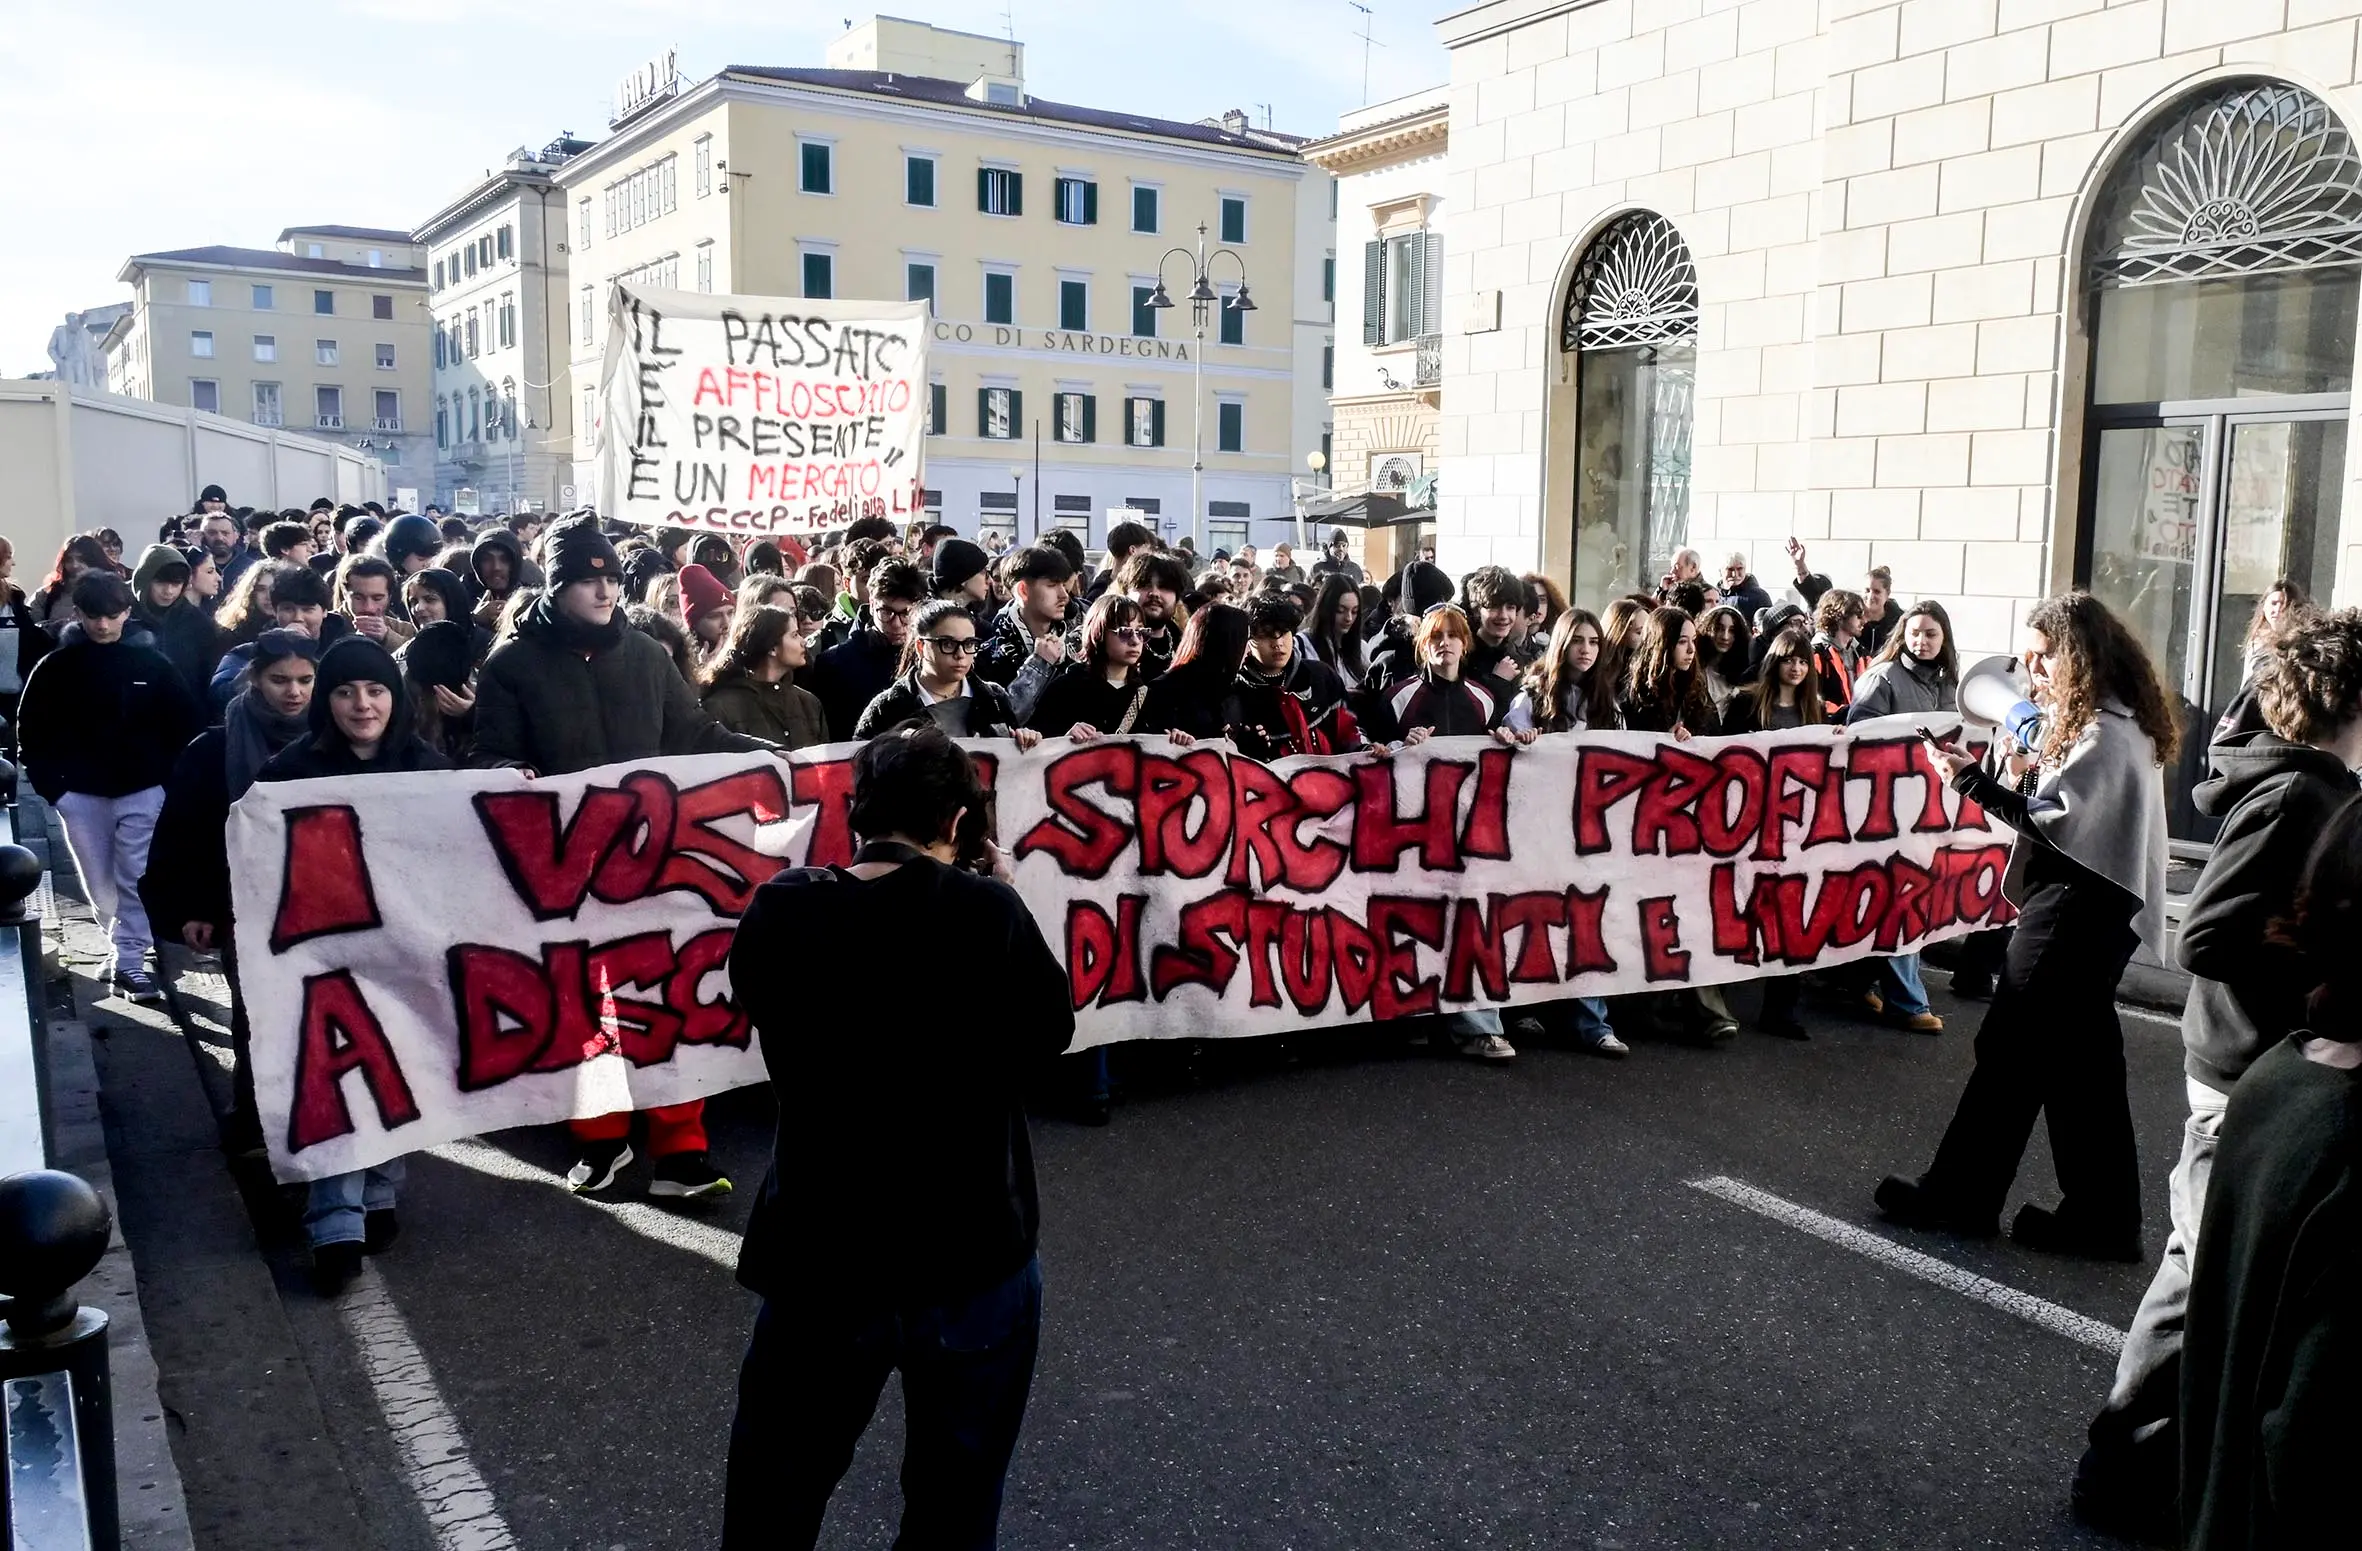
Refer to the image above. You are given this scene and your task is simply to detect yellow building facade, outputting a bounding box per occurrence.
[559,19,1335,553]
[107,225,434,495]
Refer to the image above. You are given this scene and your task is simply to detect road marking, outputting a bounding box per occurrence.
[1688,1175,2127,1356]
[339,1270,519,1550]
[430,1138,742,1271]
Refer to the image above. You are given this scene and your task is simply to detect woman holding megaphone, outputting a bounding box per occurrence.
[1876,592,2176,1261]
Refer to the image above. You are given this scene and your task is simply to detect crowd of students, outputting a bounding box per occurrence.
[10,485,2359,1549]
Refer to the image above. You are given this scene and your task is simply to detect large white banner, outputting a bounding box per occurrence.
[229,719,2014,1181]
[594,284,929,538]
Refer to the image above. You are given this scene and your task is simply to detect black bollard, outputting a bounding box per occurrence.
[0,1168,118,1550]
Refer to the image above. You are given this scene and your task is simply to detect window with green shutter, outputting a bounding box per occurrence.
[1220,196,1246,244]
[1217,400,1243,452]
[800,142,832,194]
[802,252,833,299]
[906,155,935,207]
[1132,185,1158,233]
[1059,279,1087,331]
[1054,177,1097,225]
[1131,285,1156,338]
[985,272,1015,325]
[1362,241,1384,345]
[1219,288,1244,346]
[928,381,946,436]
[907,263,935,310]
[978,167,1022,215]
[980,386,1020,439]
[1125,396,1166,447]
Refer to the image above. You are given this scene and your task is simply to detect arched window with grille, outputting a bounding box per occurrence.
[1561,211,1699,614]
[2077,78,2362,841]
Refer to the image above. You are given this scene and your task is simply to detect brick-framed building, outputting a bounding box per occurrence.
[1434,0,2362,842]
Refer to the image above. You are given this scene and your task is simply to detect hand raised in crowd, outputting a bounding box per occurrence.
[1493,725,1538,747]
[432,684,475,718]
[982,837,1016,886]
[351,611,387,639]
[1067,723,1101,743]
[182,922,215,952]
[1011,727,1043,751]
[1033,634,1067,667]
[1785,534,1809,577]
[1928,743,1980,783]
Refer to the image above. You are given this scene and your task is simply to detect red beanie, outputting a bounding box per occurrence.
[678,562,732,621]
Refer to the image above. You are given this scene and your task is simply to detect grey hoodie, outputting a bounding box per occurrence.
[2177,731,2361,1093]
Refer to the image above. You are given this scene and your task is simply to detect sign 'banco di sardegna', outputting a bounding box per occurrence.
[594,283,930,537]
[229,717,2016,1182]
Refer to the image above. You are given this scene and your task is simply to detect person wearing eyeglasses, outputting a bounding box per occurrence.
[855,599,1042,747]
[1028,593,1194,745]
[1226,593,1366,762]
[805,557,930,741]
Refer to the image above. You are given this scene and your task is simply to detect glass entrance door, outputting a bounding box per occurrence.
[2084,408,2350,844]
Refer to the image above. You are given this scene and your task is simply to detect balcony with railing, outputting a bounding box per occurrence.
[314,413,344,430]
[252,411,282,428]
[371,416,403,433]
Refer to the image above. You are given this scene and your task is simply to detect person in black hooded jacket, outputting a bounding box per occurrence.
[466,527,528,629]
[1360,560,1456,712]
[130,542,220,705]
[140,628,321,1154]
[256,637,447,1293]
[2070,606,2362,1541]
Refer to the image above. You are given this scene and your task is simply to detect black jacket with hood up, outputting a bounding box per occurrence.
[2176,731,2362,1093]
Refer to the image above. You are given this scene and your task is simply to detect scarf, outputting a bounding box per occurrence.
[223,688,311,798]
[2009,698,2172,955]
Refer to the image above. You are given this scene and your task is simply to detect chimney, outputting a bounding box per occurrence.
[1221,108,1248,134]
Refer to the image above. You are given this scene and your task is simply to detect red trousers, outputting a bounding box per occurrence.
[570,1099,707,1155]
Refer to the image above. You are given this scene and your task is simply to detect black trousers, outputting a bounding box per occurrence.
[1919,880,2142,1234]
[722,1258,1042,1551]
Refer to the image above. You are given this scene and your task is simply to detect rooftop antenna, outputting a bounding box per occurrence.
[1255,101,1274,129]
[1002,2,1018,78]
[1347,2,1384,106]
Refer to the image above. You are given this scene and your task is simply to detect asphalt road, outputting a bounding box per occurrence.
[99,957,2182,1551]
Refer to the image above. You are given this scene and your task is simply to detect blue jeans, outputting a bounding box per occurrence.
[723,1257,1044,1550]
[1880,953,1932,1016]
[1434,1008,1504,1040]
[303,1160,403,1248]
[1569,997,1614,1042]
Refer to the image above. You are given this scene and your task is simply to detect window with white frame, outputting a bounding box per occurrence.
[984,269,1015,325]
[190,379,219,414]
[251,334,274,362]
[499,295,515,349]
[316,339,339,366]
[695,135,712,197]
[316,385,344,428]
[435,397,448,448]
[978,166,1022,216]
[1217,396,1244,453]
[696,241,714,293]
[374,389,400,430]
[980,385,1019,439]
[799,139,833,195]
[187,279,211,306]
[253,382,281,426]
[252,283,273,309]
[1131,183,1159,234]
[977,490,1018,545]
[906,154,936,207]
[577,198,592,249]
[377,342,396,370]
[189,329,214,358]
[906,261,936,310]
[581,385,596,441]
[580,286,594,343]
[1220,195,1247,244]
[802,250,833,299]
[1054,176,1096,225]
[1054,390,1094,443]
[603,154,679,238]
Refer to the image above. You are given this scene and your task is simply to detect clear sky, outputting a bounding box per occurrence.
[5,0,1451,376]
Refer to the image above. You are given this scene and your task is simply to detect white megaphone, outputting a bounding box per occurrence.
[1959,653,2043,748]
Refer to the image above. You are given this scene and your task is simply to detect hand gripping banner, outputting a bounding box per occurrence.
[228,717,2015,1180]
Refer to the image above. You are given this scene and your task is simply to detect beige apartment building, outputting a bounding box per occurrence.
[107,225,433,492]
[415,136,592,515]
[1303,85,1451,577]
[560,17,1336,553]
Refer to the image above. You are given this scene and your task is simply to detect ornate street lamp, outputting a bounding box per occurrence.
[1148,222,1254,551]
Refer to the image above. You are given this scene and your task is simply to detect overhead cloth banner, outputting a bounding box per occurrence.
[229,718,2015,1181]
[594,283,929,538]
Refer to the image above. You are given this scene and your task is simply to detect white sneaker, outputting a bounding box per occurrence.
[1465,1033,1517,1060]
[564,1140,634,1193]
[1585,1031,1630,1058]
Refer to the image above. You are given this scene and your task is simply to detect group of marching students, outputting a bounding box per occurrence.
[10,483,2362,1547]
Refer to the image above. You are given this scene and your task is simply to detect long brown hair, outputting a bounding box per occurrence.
[1624,605,1714,729]
[1525,608,1618,730]
[1742,626,1826,726]
[2025,591,2180,766]
[1079,592,1145,678]
[1868,598,1959,684]
[699,603,797,690]
[1601,596,1652,655]
[2245,577,2311,645]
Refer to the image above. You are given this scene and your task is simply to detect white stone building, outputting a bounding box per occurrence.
[1436,0,2362,841]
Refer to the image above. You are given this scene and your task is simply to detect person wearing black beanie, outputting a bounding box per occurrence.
[397,620,478,761]
[472,510,771,1202]
[931,537,992,615]
[253,635,448,1293]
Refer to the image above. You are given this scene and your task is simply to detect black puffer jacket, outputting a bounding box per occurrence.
[853,671,1019,740]
[17,637,202,800]
[2177,731,2362,1094]
[471,599,773,775]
